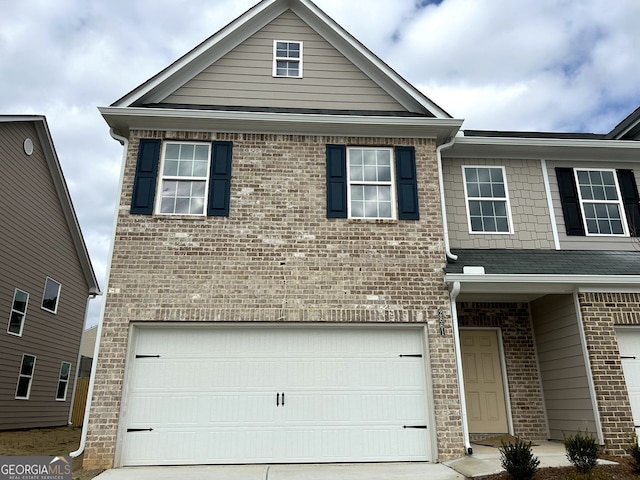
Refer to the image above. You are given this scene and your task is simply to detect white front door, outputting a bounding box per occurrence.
[118,326,431,465]
[460,329,509,434]
[615,328,640,440]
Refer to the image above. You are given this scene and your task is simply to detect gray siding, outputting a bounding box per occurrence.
[443,157,555,249]
[547,160,640,251]
[0,121,89,429]
[163,10,405,112]
[531,294,597,440]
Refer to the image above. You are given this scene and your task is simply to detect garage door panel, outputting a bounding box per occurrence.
[120,326,431,465]
[616,329,640,440]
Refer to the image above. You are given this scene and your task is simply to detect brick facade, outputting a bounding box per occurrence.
[83,130,464,469]
[579,292,638,456]
[457,302,548,443]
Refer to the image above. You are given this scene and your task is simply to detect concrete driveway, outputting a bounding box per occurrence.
[93,462,465,480]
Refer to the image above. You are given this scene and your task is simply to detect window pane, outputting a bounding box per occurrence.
[56,381,67,400]
[364,186,378,201]
[494,201,506,217]
[163,160,178,176]
[580,185,593,200]
[351,185,363,201]
[350,149,363,165]
[194,145,209,161]
[8,312,24,334]
[378,186,391,202]
[177,160,192,177]
[177,182,192,197]
[190,197,205,215]
[13,291,28,313]
[492,183,505,197]
[465,168,478,183]
[467,183,479,197]
[480,201,495,217]
[591,185,605,200]
[175,198,190,214]
[180,144,194,160]
[363,150,376,165]
[576,170,590,185]
[379,202,392,218]
[496,217,509,232]
[364,165,377,181]
[16,377,30,398]
[21,356,35,375]
[378,166,391,182]
[364,201,378,218]
[597,219,611,234]
[469,201,481,216]
[470,217,483,232]
[604,186,618,200]
[601,170,615,185]
[483,217,497,232]
[165,144,180,160]
[351,201,364,218]
[586,219,598,234]
[160,197,175,214]
[193,160,208,177]
[489,168,503,183]
[42,279,60,312]
[60,363,71,380]
[477,169,490,182]
[611,220,624,234]
[479,183,492,197]
[594,203,608,218]
[377,150,391,164]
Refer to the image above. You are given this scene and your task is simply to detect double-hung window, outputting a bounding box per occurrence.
[273,41,302,78]
[463,166,512,233]
[56,362,71,401]
[575,169,627,235]
[42,277,61,314]
[8,289,29,336]
[347,147,395,219]
[158,142,210,215]
[15,354,36,400]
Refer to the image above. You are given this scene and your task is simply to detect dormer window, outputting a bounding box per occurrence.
[273,41,302,78]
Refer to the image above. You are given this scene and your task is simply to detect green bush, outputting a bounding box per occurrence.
[499,437,540,480]
[564,430,599,474]
[625,434,640,474]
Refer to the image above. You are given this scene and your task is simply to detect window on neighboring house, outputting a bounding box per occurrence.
[157,142,211,215]
[15,354,36,399]
[463,166,512,233]
[7,289,29,336]
[575,169,627,236]
[56,362,71,401]
[273,41,302,78]
[347,147,395,219]
[41,277,61,314]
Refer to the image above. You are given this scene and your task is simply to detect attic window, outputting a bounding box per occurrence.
[273,41,302,78]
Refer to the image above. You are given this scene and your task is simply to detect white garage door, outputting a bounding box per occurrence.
[616,328,640,440]
[119,326,431,466]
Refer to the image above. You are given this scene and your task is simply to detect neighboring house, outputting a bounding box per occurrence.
[0,116,100,430]
[83,0,640,471]
[442,113,640,455]
[78,325,98,377]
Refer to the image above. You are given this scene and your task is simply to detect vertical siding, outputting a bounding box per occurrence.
[546,160,640,251]
[530,294,596,440]
[0,121,89,429]
[443,157,554,249]
[162,10,405,112]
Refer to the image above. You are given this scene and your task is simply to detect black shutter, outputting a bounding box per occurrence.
[395,146,420,220]
[617,169,640,236]
[130,139,161,215]
[207,141,233,217]
[326,144,347,218]
[556,167,585,236]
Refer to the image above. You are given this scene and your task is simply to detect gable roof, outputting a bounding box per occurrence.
[0,115,100,295]
[607,105,640,140]
[109,0,450,118]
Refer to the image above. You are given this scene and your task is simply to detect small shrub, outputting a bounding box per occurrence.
[625,434,640,474]
[564,430,599,474]
[499,437,540,480]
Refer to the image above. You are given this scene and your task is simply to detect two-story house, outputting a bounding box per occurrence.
[442,112,640,456]
[0,116,100,430]
[83,0,640,471]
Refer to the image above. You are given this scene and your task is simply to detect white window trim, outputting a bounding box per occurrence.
[56,361,72,401]
[346,147,397,220]
[272,40,303,78]
[462,165,514,235]
[41,277,61,314]
[574,168,629,237]
[15,354,36,400]
[155,141,211,216]
[7,288,29,337]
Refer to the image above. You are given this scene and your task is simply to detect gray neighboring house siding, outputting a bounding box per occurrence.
[0,118,99,430]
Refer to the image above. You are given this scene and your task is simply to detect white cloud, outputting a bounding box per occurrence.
[1,0,639,326]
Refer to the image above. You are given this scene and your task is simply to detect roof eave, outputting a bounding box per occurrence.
[33,120,101,296]
[444,135,640,161]
[446,272,640,286]
[99,106,463,143]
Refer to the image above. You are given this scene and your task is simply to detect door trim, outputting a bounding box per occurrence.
[459,327,514,436]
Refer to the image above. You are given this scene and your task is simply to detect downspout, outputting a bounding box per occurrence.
[71,128,129,458]
[437,138,457,261]
[68,294,97,425]
[450,281,472,454]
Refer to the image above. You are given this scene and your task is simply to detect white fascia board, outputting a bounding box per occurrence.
[455,136,640,149]
[445,273,640,286]
[99,106,463,141]
[294,0,450,118]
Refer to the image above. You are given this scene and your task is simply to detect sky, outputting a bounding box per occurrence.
[1,0,639,327]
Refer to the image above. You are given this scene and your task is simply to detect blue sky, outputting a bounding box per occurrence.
[1,0,639,326]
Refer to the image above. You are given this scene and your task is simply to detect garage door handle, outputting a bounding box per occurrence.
[276,393,280,406]
[622,356,637,359]
[282,392,285,406]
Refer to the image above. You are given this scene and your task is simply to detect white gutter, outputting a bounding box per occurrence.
[71,128,129,458]
[445,273,640,285]
[454,135,640,149]
[449,281,472,454]
[68,294,97,425]
[437,137,457,261]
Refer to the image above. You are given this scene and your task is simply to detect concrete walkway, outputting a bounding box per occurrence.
[92,441,619,479]
[93,462,464,480]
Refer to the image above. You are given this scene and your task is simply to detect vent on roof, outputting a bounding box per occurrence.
[462,266,485,275]
[23,138,33,155]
